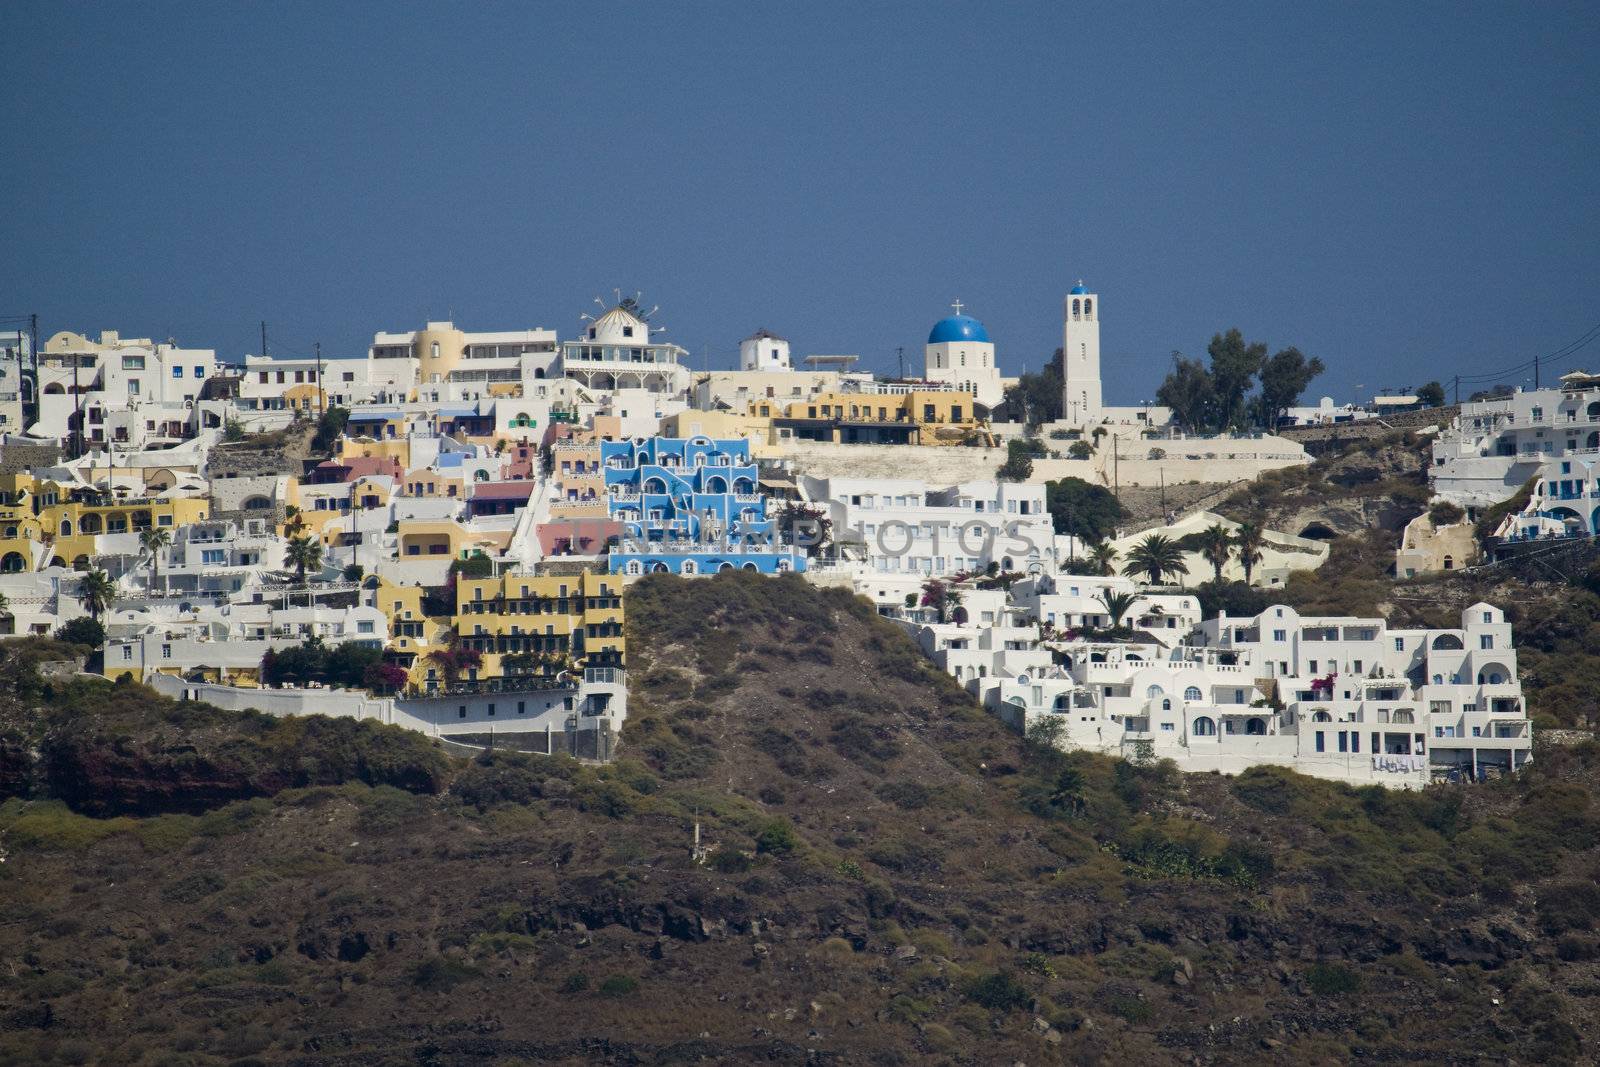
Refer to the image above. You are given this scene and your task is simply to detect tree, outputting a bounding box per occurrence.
[263,636,328,686]
[1088,541,1120,577]
[1233,522,1266,585]
[995,348,1063,426]
[364,660,411,695]
[1417,381,1446,408]
[311,405,350,454]
[1049,767,1086,816]
[428,631,484,687]
[1155,354,1216,432]
[1256,347,1326,427]
[1097,589,1141,631]
[77,568,116,622]
[778,501,833,558]
[286,534,323,585]
[997,438,1042,482]
[324,641,382,688]
[1067,440,1092,460]
[1123,533,1189,586]
[1045,478,1125,544]
[1196,523,1234,582]
[1207,329,1268,430]
[139,527,171,594]
[56,616,106,649]
[920,579,953,623]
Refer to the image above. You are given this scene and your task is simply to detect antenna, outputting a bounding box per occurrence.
[645,305,659,320]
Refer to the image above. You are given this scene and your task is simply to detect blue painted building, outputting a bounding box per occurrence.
[600,436,806,575]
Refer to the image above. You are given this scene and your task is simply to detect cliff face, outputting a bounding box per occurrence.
[0,577,1594,1066]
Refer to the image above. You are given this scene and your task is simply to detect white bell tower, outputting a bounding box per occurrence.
[1061,280,1103,426]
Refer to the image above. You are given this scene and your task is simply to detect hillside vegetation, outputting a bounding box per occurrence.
[0,573,1596,1065]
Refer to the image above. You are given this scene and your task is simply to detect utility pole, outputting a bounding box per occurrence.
[70,351,83,459]
[1453,374,1460,406]
[896,346,905,379]
[28,314,37,426]
[260,321,268,362]
[1160,467,1166,518]
[314,342,324,417]
[1535,352,1540,390]
[1112,433,1120,505]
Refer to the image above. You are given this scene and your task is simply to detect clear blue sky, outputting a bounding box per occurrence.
[3,1,1597,402]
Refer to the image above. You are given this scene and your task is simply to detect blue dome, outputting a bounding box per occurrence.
[1069,281,1089,295]
[928,314,991,345]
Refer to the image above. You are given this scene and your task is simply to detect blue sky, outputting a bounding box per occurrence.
[3,1,1597,402]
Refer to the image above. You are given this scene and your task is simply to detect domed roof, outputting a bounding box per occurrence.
[1069,280,1089,295]
[928,314,991,345]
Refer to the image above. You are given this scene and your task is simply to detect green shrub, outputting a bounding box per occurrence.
[599,974,639,997]
[1305,962,1362,996]
[409,956,478,991]
[559,973,589,994]
[962,971,1030,1012]
[1537,881,1600,934]
[755,817,798,855]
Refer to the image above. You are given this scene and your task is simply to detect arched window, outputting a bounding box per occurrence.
[1311,710,1332,723]
[1246,718,1266,735]
[1083,299,1092,317]
[625,560,642,576]
[681,560,698,575]
[1146,684,1165,699]
[59,519,72,536]
[1161,698,1172,711]
[1442,555,1454,570]
[717,562,735,572]
[1192,716,1216,736]
[1392,709,1415,724]
[1184,686,1203,701]
[1071,299,1080,318]
[777,558,793,572]
[0,552,24,573]
[743,562,759,571]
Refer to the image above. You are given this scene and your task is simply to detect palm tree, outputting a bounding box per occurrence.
[1088,541,1119,577]
[1097,589,1141,631]
[78,568,116,622]
[1123,533,1189,586]
[1050,767,1087,815]
[139,527,171,594]
[1196,523,1233,582]
[1234,522,1266,585]
[285,534,323,586]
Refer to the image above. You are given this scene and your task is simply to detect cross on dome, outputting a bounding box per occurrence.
[950,298,964,316]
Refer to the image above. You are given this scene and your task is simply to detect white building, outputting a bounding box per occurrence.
[923,303,1006,409]
[803,475,1053,576]
[909,578,1531,788]
[1430,372,1600,509]
[739,329,791,371]
[34,330,217,447]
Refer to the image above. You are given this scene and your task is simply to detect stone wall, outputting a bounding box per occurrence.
[0,442,61,474]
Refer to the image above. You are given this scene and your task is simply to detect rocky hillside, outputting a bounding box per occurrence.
[0,573,1597,1065]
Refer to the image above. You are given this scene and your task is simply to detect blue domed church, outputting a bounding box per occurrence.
[922,300,1005,408]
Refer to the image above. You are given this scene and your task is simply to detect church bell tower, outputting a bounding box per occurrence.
[1061,280,1103,426]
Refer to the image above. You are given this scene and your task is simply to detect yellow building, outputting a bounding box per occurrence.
[747,389,985,445]
[440,570,623,691]
[0,474,210,572]
[658,410,780,455]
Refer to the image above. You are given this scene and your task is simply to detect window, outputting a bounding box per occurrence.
[1480,635,1493,649]
[1273,629,1286,641]
[1338,731,1347,753]
[1394,637,1404,651]
[193,366,204,377]
[1184,686,1202,701]
[161,644,172,658]
[518,700,525,714]
[172,366,183,378]
[201,549,225,565]
[122,355,145,370]
[357,620,375,635]
[459,706,467,718]
[487,703,495,716]
[1315,730,1325,753]
[122,645,132,661]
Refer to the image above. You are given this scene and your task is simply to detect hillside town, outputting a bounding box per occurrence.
[0,284,1536,784]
